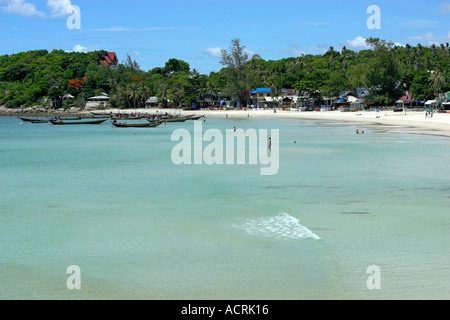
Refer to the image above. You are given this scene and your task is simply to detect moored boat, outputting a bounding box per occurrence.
[59,117,82,120]
[111,116,144,120]
[189,115,204,120]
[153,116,191,123]
[50,119,107,125]
[20,117,39,122]
[113,121,161,128]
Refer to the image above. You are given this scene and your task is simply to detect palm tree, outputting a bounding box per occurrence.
[267,74,283,108]
[111,84,128,108]
[138,84,151,108]
[295,54,305,71]
[206,79,218,96]
[429,70,446,93]
[326,46,338,72]
[107,77,117,91]
[405,44,412,72]
[126,83,141,109]
[157,81,169,108]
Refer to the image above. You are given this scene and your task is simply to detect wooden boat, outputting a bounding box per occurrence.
[113,121,161,128]
[50,119,107,125]
[154,116,191,123]
[20,117,37,122]
[60,117,82,120]
[189,115,204,120]
[111,116,144,120]
[21,117,49,123]
[91,115,111,119]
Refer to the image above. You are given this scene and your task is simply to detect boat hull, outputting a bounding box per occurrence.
[113,122,160,128]
[50,119,107,125]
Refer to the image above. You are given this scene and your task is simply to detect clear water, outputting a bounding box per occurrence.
[0,116,449,300]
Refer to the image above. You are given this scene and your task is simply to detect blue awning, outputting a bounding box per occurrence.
[249,88,287,94]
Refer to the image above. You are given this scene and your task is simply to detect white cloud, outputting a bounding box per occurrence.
[0,0,46,18]
[407,32,450,45]
[46,0,73,18]
[133,51,141,56]
[281,43,303,57]
[244,49,256,57]
[345,36,369,50]
[439,2,450,14]
[71,44,88,53]
[0,0,74,18]
[203,47,222,58]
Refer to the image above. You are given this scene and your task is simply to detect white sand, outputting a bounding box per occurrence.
[93,108,450,137]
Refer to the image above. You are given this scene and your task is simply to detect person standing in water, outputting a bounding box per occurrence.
[269,138,272,151]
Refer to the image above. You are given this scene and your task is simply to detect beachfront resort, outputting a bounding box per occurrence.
[1,1,449,302]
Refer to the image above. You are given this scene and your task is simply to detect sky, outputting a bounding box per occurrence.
[0,0,449,74]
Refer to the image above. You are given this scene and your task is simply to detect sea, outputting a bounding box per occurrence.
[0,116,449,300]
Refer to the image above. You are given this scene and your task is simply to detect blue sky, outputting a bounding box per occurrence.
[0,0,449,74]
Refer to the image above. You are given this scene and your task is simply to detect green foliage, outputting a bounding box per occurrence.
[0,39,448,109]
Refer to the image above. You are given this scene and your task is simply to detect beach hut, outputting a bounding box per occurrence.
[248,88,287,108]
[62,94,75,107]
[85,94,110,111]
[396,91,418,109]
[145,97,159,108]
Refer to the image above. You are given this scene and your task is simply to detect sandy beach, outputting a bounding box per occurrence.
[2,106,448,137]
[99,108,450,137]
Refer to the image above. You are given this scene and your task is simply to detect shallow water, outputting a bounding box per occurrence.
[0,116,449,299]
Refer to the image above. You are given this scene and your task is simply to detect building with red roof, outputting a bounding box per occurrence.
[100,52,118,68]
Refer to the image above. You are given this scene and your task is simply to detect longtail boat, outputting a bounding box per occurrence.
[189,115,204,120]
[113,121,161,128]
[50,119,107,125]
[20,117,38,122]
[152,116,191,123]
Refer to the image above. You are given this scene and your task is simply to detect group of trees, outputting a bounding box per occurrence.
[0,38,449,109]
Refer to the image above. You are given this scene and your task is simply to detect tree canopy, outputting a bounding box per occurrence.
[0,39,449,109]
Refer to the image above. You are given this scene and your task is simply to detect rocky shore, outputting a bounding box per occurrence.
[0,106,88,118]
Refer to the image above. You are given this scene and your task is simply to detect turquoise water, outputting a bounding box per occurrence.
[0,116,449,300]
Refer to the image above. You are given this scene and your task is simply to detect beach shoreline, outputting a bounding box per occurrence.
[105,108,450,137]
[2,108,449,137]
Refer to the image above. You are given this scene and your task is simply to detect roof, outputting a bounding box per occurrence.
[106,52,117,61]
[249,88,287,94]
[88,95,110,101]
[101,52,118,66]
